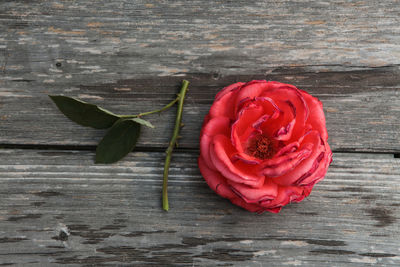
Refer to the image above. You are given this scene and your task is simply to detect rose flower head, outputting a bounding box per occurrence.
[198,81,332,213]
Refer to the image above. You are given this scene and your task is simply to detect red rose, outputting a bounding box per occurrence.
[198,81,332,213]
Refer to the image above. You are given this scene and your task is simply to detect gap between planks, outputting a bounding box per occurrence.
[1,143,399,159]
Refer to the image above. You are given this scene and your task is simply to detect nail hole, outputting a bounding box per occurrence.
[58,230,68,241]
[212,72,220,80]
[55,62,62,68]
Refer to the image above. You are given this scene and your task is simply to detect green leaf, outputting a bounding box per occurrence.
[131,117,155,128]
[49,95,119,129]
[95,119,141,164]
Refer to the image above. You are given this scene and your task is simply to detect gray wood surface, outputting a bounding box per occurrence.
[0,150,399,266]
[1,0,400,266]
[1,0,400,152]
[1,69,400,153]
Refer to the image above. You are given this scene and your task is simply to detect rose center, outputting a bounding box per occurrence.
[246,134,274,159]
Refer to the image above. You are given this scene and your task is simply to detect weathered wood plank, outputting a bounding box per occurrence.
[1,2,400,266]
[1,0,400,75]
[1,0,400,152]
[0,149,399,266]
[1,68,400,153]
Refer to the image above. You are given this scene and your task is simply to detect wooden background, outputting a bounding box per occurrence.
[1,0,399,266]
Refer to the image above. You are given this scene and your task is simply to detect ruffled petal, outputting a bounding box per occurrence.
[210,134,264,187]
[231,152,262,165]
[275,141,300,157]
[200,117,231,170]
[232,96,282,155]
[209,90,237,119]
[198,156,236,199]
[230,197,264,213]
[215,82,245,101]
[273,120,295,141]
[259,185,304,211]
[300,90,328,141]
[231,104,264,153]
[295,141,332,186]
[233,80,269,113]
[260,100,296,141]
[261,144,313,177]
[228,179,278,204]
[201,116,231,137]
[251,97,281,129]
[271,131,325,186]
[262,83,309,141]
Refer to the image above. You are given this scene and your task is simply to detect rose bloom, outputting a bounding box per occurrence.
[198,81,332,213]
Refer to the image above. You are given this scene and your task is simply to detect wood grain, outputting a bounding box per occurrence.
[1,1,400,266]
[0,149,399,266]
[1,68,400,153]
[1,0,399,75]
[1,0,400,152]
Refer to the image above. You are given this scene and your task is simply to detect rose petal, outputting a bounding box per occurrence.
[294,151,325,185]
[271,131,324,186]
[200,155,268,213]
[259,185,304,210]
[295,142,332,186]
[210,134,264,187]
[262,142,310,167]
[261,144,313,177]
[230,197,264,213]
[267,81,299,91]
[262,84,309,141]
[275,141,300,157]
[228,179,278,204]
[302,185,314,197]
[232,96,282,153]
[251,97,281,128]
[260,100,296,141]
[254,97,281,118]
[273,120,295,141]
[263,207,282,213]
[301,90,328,140]
[200,117,231,170]
[231,104,264,152]
[198,156,236,199]
[234,80,269,113]
[215,82,245,101]
[209,90,237,119]
[231,152,261,165]
[201,116,231,137]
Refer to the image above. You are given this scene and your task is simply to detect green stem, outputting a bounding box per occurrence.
[120,95,180,118]
[162,80,189,211]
